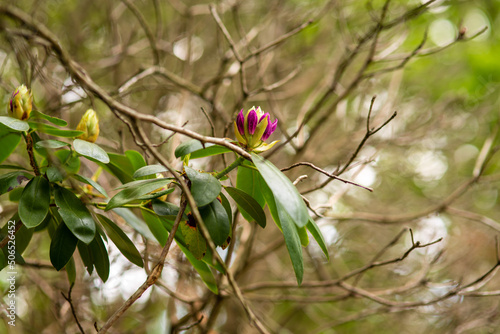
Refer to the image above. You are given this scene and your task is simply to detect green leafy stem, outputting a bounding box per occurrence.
[214,156,246,179]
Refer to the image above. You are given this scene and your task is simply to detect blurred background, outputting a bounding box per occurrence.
[1,0,500,333]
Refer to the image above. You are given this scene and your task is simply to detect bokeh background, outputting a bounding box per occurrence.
[2,0,500,333]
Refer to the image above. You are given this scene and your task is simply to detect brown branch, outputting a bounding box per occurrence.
[61,283,85,334]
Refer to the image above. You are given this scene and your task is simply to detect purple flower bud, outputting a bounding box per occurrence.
[259,113,269,123]
[247,109,258,135]
[261,118,278,141]
[236,109,245,135]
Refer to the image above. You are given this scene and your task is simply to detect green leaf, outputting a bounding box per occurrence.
[73,139,110,164]
[125,150,147,171]
[46,166,64,182]
[88,233,110,282]
[138,188,174,200]
[152,200,188,220]
[0,165,27,170]
[105,178,173,210]
[54,150,81,174]
[77,241,94,275]
[54,186,96,244]
[35,139,69,149]
[0,116,29,132]
[261,179,304,285]
[71,174,109,197]
[50,222,78,271]
[236,161,266,207]
[65,257,76,284]
[29,110,68,127]
[141,209,169,246]
[28,122,84,137]
[175,140,232,159]
[180,217,207,260]
[184,166,221,207]
[251,153,309,227]
[199,199,230,246]
[133,164,168,179]
[97,214,143,268]
[225,187,266,228]
[0,171,32,195]
[113,208,156,240]
[9,187,23,202]
[219,192,232,225]
[0,130,22,163]
[177,243,218,293]
[297,224,309,247]
[99,152,135,184]
[0,213,34,258]
[307,219,330,260]
[19,176,50,228]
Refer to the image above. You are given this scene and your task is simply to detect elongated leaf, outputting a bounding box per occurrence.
[184,166,221,207]
[219,192,232,225]
[0,171,31,195]
[175,140,232,159]
[46,166,64,182]
[177,242,218,293]
[71,174,109,197]
[99,153,134,184]
[30,110,68,127]
[89,233,110,282]
[180,218,207,260]
[152,200,187,219]
[54,186,96,244]
[0,165,27,170]
[77,241,94,275]
[261,179,304,285]
[141,209,169,246]
[9,187,23,202]
[35,139,69,149]
[19,176,50,228]
[199,199,230,246]
[0,116,29,132]
[252,153,309,227]
[138,188,174,200]
[298,224,309,247]
[0,213,33,257]
[73,139,110,164]
[307,219,330,260]
[106,178,172,210]
[125,150,147,171]
[97,214,143,267]
[0,130,21,163]
[113,208,156,240]
[237,161,265,207]
[28,122,84,137]
[66,257,76,284]
[225,187,266,228]
[50,222,78,270]
[133,164,168,179]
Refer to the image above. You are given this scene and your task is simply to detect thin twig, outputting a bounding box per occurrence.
[61,283,85,334]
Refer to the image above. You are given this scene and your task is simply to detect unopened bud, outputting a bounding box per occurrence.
[8,85,32,120]
[77,109,100,143]
[234,106,279,153]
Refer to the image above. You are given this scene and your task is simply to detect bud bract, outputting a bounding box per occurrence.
[8,84,32,120]
[77,109,100,143]
[234,106,279,153]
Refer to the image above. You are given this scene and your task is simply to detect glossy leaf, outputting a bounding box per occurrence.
[125,150,147,171]
[138,187,174,200]
[0,130,21,163]
[97,214,143,267]
[0,116,29,132]
[71,174,109,197]
[199,199,230,246]
[113,208,156,240]
[8,187,23,202]
[0,213,34,259]
[0,171,31,195]
[261,179,304,285]
[106,178,173,210]
[175,140,231,159]
[50,222,78,271]
[66,257,76,284]
[133,164,168,179]
[225,187,266,228]
[180,217,207,260]
[73,139,110,164]
[251,153,309,227]
[307,219,330,260]
[88,233,110,282]
[28,122,84,137]
[46,166,64,182]
[77,241,94,275]
[177,243,218,293]
[30,110,68,127]
[35,139,69,149]
[152,200,188,220]
[19,176,50,228]
[236,161,266,208]
[54,150,80,174]
[184,166,221,207]
[54,186,96,244]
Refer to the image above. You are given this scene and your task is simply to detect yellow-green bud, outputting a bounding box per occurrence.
[77,109,100,143]
[8,85,32,120]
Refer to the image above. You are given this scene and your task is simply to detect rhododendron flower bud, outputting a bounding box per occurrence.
[8,84,32,120]
[234,106,279,153]
[77,109,100,143]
